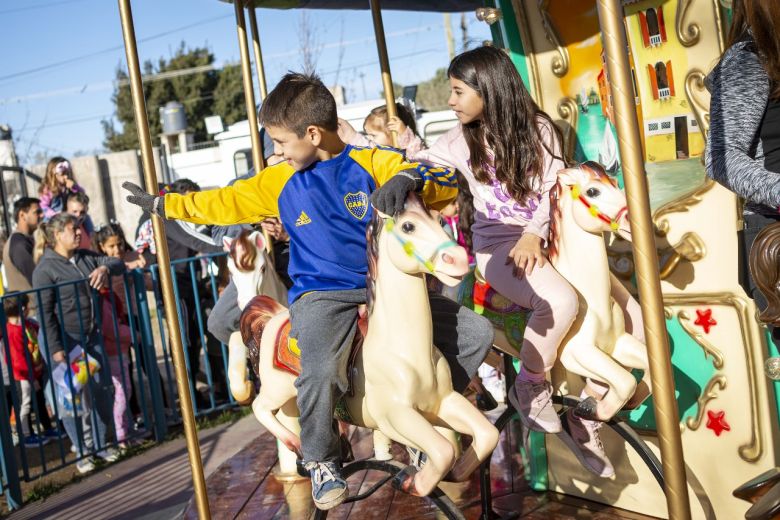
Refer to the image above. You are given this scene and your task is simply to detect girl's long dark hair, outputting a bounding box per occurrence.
[448,46,566,203]
[729,0,780,100]
[455,171,474,252]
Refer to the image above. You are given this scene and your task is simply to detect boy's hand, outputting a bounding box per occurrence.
[508,233,546,275]
[370,171,423,215]
[52,351,66,364]
[386,116,407,136]
[123,182,165,217]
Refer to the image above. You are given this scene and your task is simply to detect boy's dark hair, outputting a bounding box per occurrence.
[259,73,338,137]
[169,178,201,195]
[3,293,29,318]
[13,197,40,222]
[65,191,90,207]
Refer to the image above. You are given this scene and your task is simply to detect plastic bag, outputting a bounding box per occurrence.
[51,346,101,417]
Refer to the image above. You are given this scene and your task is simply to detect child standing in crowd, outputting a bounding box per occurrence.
[416,46,642,477]
[38,157,87,221]
[94,223,141,448]
[339,102,424,156]
[4,294,56,447]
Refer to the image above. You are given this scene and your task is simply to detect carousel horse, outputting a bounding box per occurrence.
[222,230,288,404]
[236,193,499,497]
[549,161,652,421]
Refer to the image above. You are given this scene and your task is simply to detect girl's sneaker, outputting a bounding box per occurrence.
[23,434,51,448]
[75,457,96,474]
[96,447,121,462]
[509,379,562,433]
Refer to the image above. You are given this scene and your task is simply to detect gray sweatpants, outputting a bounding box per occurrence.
[207,280,242,345]
[290,288,494,464]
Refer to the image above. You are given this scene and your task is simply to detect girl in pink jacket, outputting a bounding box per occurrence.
[415,47,614,470]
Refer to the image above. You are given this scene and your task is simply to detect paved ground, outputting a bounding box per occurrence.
[7,415,265,520]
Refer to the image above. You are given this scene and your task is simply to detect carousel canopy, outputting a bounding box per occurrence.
[218,0,482,12]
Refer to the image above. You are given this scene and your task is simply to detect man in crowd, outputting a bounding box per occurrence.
[3,197,43,298]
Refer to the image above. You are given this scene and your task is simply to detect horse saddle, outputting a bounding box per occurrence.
[272,307,369,397]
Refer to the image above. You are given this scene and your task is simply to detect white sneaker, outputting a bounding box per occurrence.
[76,457,96,474]
[96,447,121,462]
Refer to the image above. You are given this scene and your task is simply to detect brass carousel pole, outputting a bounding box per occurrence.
[247,5,268,102]
[235,0,264,172]
[596,1,691,518]
[368,0,399,147]
[117,1,211,519]
[235,1,273,255]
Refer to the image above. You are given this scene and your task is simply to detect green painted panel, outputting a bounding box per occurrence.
[625,317,717,429]
[766,329,780,425]
[496,0,531,89]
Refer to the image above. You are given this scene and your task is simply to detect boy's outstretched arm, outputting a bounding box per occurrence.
[122,164,294,226]
[367,149,458,214]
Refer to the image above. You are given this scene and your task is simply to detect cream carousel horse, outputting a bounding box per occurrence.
[549,161,651,421]
[236,193,499,497]
[221,230,288,405]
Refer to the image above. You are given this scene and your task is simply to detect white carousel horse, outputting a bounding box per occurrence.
[236,193,499,497]
[549,161,651,421]
[222,230,288,404]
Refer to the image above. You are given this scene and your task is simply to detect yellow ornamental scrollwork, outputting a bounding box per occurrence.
[556,97,579,160]
[685,69,711,139]
[676,0,700,47]
[538,0,569,77]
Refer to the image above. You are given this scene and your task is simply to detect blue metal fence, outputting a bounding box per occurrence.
[0,252,238,510]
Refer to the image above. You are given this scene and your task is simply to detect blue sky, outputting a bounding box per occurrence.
[0,0,491,162]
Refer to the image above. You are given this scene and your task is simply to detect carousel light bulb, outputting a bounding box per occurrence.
[475,7,502,25]
[765,356,780,380]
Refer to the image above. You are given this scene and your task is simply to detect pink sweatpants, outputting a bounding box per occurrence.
[476,240,645,373]
[108,356,132,442]
[476,241,578,373]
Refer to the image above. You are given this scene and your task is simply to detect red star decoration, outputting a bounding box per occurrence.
[706,410,730,436]
[694,309,717,334]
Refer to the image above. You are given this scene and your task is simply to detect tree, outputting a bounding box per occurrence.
[415,68,450,111]
[102,43,245,152]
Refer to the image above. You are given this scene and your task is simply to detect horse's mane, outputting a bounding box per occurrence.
[365,192,430,316]
[240,295,286,378]
[548,161,615,262]
[229,230,259,272]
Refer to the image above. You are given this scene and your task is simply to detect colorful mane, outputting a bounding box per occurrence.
[548,161,617,262]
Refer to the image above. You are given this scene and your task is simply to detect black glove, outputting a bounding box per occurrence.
[370,170,424,215]
[123,181,165,218]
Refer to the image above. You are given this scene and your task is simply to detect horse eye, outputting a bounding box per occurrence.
[401,221,416,234]
[586,187,601,198]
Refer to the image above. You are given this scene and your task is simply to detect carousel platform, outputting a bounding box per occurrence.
[183,406,659,519]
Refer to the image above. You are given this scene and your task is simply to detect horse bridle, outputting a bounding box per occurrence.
[383,217,457,274]
[570,184,627,232]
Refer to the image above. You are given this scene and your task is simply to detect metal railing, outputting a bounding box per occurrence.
[0,252,238,510]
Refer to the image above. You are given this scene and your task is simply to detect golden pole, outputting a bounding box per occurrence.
[235,0,264,172]
[368,0,399,147]
[596,1,691,518]
[117,2,211,519]
[235,1,273,255]
[247,6,268,101]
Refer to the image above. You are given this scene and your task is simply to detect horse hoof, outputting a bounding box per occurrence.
[574,397,599,420]
[295,459,308,478]
[391,466,420,496]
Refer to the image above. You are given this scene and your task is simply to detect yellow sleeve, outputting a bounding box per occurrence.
[164,162,295,225]
[352,147,458,211]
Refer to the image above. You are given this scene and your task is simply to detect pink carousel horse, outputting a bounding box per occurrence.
[549,161,652,421]
[233,193,499,497]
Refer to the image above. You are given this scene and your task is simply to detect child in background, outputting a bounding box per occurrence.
[4,294,56,447]
[94,223,141,448]
[38,157,88,221]
[339,102,424,156]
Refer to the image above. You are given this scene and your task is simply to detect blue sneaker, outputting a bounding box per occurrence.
[305,461,348,510]
[23,434,51,448]
[43,428,67,440]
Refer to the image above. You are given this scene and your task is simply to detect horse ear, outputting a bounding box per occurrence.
[222,236,233,252]
[252,231,266,251]
[557,167,582,187]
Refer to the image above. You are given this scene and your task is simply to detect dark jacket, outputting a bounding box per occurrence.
[32,248,125,356]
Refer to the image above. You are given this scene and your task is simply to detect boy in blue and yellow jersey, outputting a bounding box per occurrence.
[123,73,493,511]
